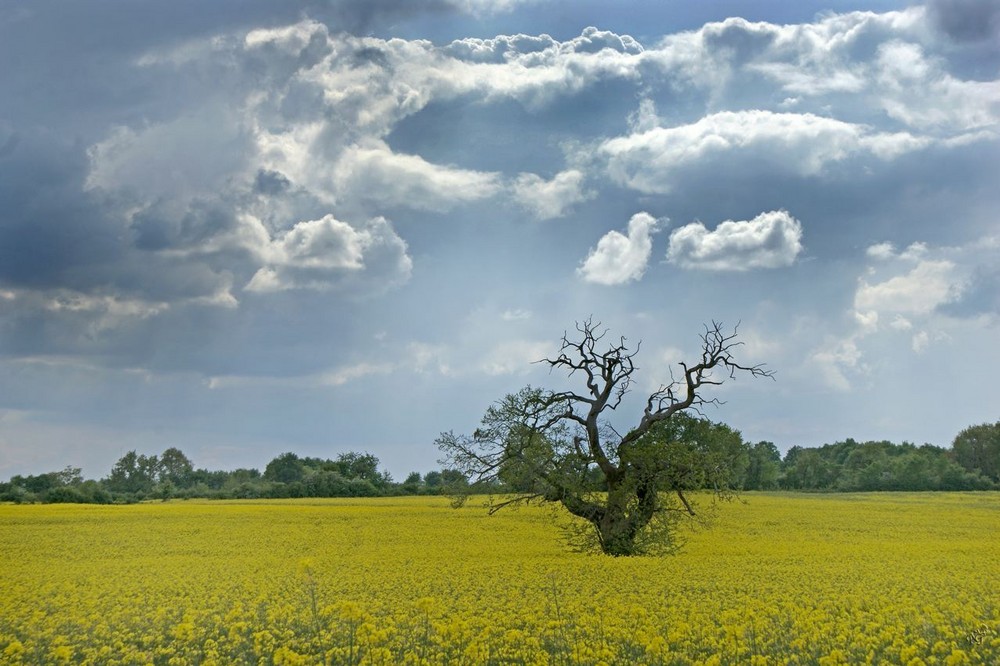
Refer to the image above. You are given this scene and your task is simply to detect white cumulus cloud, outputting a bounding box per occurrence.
[245,214,411,293]
[810,337,865,392]
[600,111,931,194]
[512,169,592,220]
[854,259,958,315]
[578,212,658,285]
[866,242,897,260]
[875,39,1000,132]
[666,210,803,271]
[334,142,503,212]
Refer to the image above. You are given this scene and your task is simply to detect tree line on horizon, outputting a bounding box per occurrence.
[0,449,470,505]
[1,421,997,505]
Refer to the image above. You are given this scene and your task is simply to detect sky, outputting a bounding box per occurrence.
[1,0,998,481]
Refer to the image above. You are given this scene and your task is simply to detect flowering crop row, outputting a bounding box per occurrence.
[1,493,998,664]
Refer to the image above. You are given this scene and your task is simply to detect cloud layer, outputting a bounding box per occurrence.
[1,1,998,479]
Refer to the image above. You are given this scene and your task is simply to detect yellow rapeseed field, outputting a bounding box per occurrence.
[1,493,998,665]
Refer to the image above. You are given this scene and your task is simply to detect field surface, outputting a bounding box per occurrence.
[1,493,999,665]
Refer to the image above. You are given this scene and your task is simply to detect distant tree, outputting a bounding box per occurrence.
[776,438,996,492]
[781,448,835,490]
[931,452,994,491]
[190,468,234,490]
[952,422,1000,483]
[106,451,159,495]
[438,319,771,556]
[13,472,58,495]
[227,468,262,484]
[79,480,112,504]
[137,454,160,489]
[264,452,306,484]
[424,470,446,495]
[55,466,83,486]
[439,469,470,494]
[345,478,379,497]
[782,445,804,468]
[159,448,194,488]
[304,470,350,497]
[334,452,390,488]
[0,482,32,503]
[154,480,176,501]
[891,450,934,491]
[401,472,423,494]
[744,441,781,490]
[841,446,893,491]
[44,486,88,503]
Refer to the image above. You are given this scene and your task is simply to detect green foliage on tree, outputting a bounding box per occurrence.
[637,414,748,496]
[782,447,837,490]
[331,452,388,488]
[264,452,306,484]
[159,447,195,488]
[423,471,443,489]
[777,439,994,491]
[105,451,160,496]
[401,472,423,494]
[744,441,781,490]
[951,422,1000,483]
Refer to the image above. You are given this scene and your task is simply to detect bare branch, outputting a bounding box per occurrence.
[622,321,774,450]
[488,494,544,515]
[676,489,696,516]
[532,317,648,481]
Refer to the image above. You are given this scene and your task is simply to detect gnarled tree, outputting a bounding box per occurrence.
[436,319,772,556]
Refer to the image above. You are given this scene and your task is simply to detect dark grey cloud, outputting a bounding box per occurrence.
[312,0,454,34]
[129,199,239,252]
[253,169,292,196]
[351,45,392,68]
[0,131,247,306]
[0,133,122,289]
[927,0,1000,42]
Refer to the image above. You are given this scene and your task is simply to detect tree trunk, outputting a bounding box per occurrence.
[594,484,637,557]
[592,483,657,556]
[598,513,639,556]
